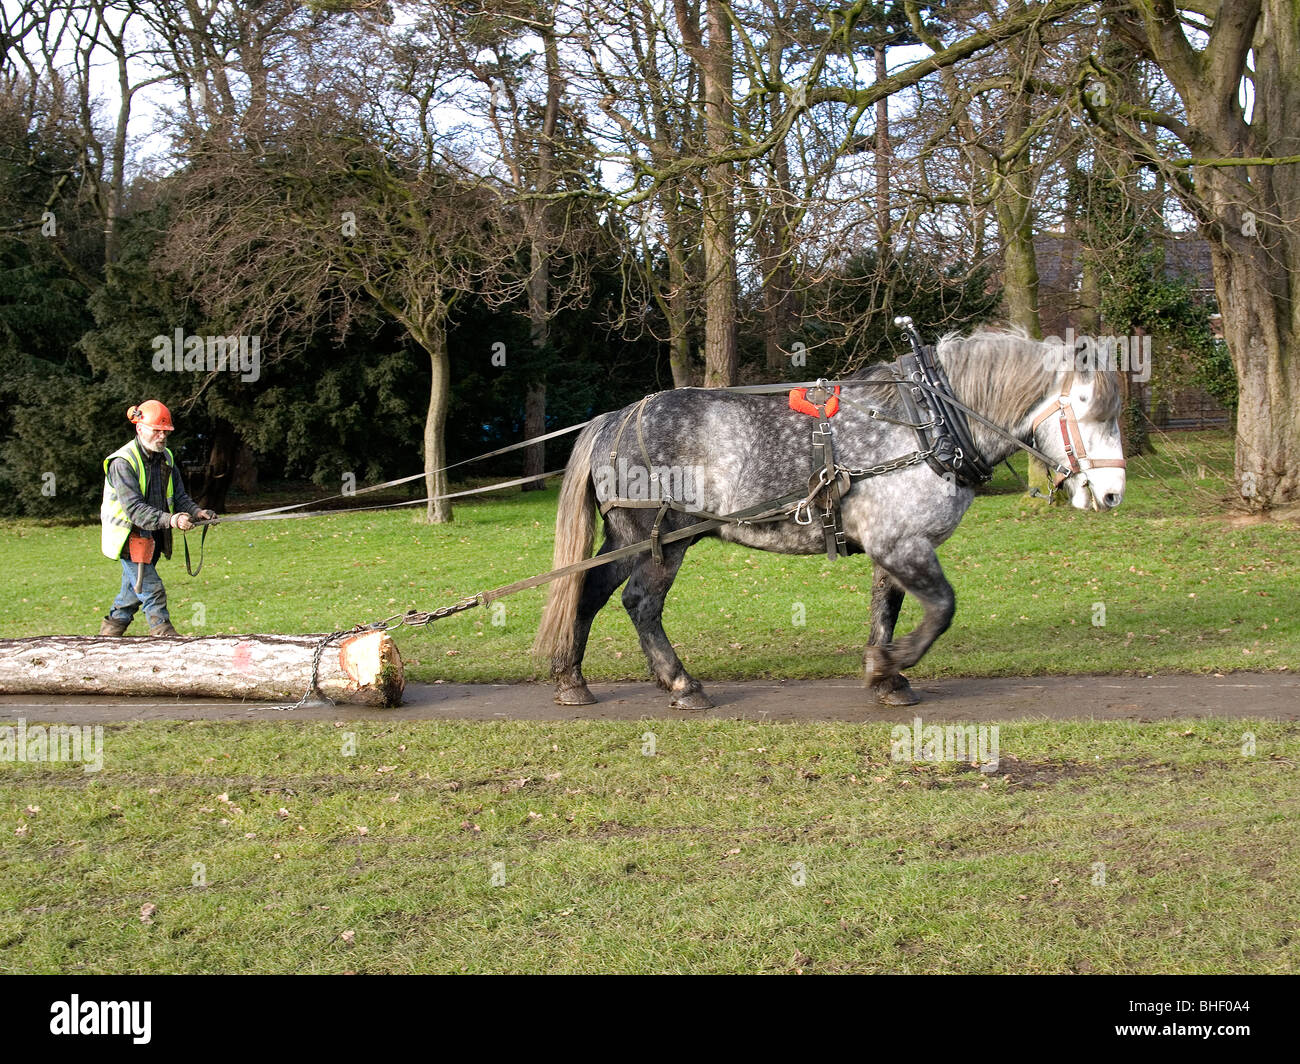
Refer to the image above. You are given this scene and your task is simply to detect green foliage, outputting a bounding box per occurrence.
[0,235,106,519]
[1081,172,1233,413]
[1188,337,1237,412]
[0,104,110,517]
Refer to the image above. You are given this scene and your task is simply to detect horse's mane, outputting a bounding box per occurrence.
[845,325,1122,428]
[937,326,1123,426]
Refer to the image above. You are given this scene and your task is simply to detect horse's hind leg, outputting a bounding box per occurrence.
[555,539,634,705]
[867,566,920,706]
[863,542,956,699]
[621,543,712,710]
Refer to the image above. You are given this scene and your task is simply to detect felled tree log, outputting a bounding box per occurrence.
[0,631,404,706]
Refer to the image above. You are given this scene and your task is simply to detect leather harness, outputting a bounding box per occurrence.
[1031,374,1129,488]
[791,384,853,560]
[599,319,1123,564]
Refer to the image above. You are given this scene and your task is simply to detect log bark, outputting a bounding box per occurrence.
[0,631,404,706]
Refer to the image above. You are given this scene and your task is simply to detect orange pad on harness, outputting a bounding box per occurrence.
[789,386,840,418]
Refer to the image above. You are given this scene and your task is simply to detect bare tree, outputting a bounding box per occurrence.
[165,27,525,522]
[1095,2,1300,511]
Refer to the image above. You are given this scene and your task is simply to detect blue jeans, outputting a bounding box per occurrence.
[109,557,170,627]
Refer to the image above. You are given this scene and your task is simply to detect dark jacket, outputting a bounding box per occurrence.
[107,440,202,560]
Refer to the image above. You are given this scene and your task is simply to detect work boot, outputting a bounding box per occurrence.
[99,616,129,637]
[147,617,180,637]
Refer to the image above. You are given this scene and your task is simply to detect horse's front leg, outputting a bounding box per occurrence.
[864,542,955,699]
[867,566,920,706]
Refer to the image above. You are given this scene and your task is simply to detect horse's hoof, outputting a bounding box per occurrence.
[871,674,920,706]
[670,690,714,711]
[876,685,920,707]
[555,684,597,706]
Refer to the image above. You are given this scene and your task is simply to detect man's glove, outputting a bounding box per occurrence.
[172,512,194,531]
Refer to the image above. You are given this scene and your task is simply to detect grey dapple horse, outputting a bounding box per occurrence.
[533,328,1126,709]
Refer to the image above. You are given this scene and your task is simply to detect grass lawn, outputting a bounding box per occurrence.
[2,430,1296,684]
[1,718,1296,974]
[2,429,1297,974]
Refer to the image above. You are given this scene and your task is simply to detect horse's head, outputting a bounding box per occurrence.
[1030,367,1127,511]
[934,327,1128,510]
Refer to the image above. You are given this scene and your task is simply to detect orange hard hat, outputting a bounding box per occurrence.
[128,400,174,431]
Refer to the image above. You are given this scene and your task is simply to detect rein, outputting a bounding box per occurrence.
[182,322,1099,568]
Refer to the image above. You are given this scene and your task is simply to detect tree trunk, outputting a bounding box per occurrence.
[992,29,1052,505]
[874,44,891,248]
[522,381,547,489]
[663,187,695,387]
[523,228,549,490]
[1189,30,1300,510]
[522,21,562,489]
[997,123,1052,500]
[763,38,796,380]
[1112,0,1300,509]
[1210,243,1300,511]
[422,316,453,523]
[762,256,792,378]
[996,183,1041,335]
[0,631,404,706]
[192,418,237,512]
[232,441,258,495]
[701,0,737,388]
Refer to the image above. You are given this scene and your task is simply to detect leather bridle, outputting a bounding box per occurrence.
[1030,372,1128,491]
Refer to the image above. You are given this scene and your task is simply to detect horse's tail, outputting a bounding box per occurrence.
[532,422,600,676]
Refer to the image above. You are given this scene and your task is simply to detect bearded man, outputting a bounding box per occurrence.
[98,400,217,637]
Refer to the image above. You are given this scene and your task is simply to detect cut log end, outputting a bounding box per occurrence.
[335,630,405,708]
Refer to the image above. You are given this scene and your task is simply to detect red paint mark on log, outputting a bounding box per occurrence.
[233,642,253,672]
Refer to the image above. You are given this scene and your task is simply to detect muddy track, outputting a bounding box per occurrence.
[1,671,1296,723]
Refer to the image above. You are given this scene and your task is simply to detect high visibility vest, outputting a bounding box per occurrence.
[100,441,176,560]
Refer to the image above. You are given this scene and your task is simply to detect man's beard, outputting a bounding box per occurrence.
[138,432,164,454]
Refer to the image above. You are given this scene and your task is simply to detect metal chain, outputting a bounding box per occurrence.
[366,597,484,631]
[843,448,936,479]
[279,597,485,710]
[281,630,350,712]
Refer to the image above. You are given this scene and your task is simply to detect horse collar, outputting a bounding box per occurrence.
[894,338,993,490]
